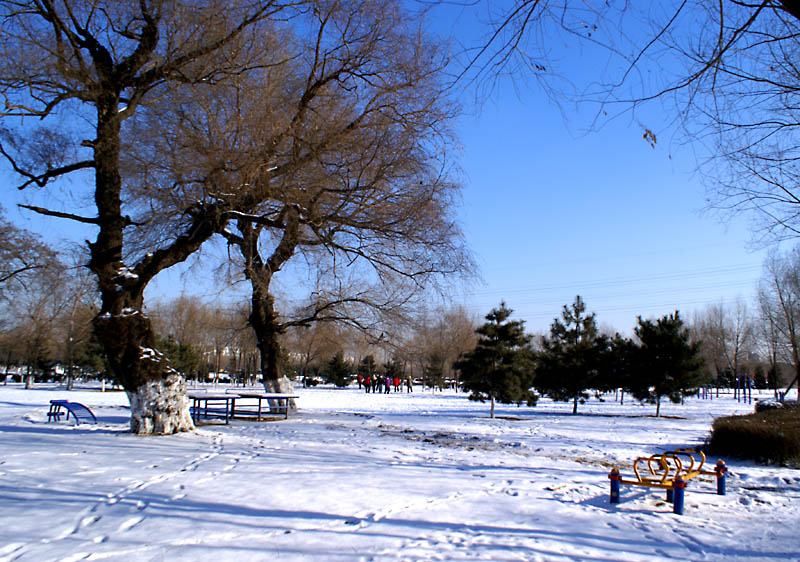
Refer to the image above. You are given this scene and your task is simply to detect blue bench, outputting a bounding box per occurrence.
[48,400,97,425]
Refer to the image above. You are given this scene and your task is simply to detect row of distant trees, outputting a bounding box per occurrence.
[457,280,800,418]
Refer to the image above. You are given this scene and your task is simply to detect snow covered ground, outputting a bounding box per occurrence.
[0,382,797,561]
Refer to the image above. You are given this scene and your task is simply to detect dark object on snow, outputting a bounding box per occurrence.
[47,400,97,425]
[755,399,800,413]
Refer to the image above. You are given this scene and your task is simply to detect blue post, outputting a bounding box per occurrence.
[715,460,727,495]
[672,476,686,515]
[609,468,621,504]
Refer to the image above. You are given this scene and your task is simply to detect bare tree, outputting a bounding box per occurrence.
[693,300,755,389]
[757,283,785,397]
[0,205,57,303]
[759,247,800,399]
[180,2,474,394]
[0,0,309,434]
[54,256,99,390]
[285,321,345,385]
[409,304,477,389]
[5,258,70,387]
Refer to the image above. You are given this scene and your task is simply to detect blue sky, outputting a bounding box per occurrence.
[448,83,767,335]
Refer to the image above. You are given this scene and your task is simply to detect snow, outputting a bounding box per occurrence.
[1,383,798,561]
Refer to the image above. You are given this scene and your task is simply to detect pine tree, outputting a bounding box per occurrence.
[324,351,353,388]
[536,296,605,414]
[358,355,377,379]
[455,302,536,418]
[632,311,708,416]
[601,334,638,405]
[423,351,446,390]
[383,357,403,382]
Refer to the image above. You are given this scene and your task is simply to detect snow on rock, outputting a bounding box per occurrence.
[0,383,797,561]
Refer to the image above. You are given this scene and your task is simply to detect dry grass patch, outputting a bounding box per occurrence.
[709,406,800,468]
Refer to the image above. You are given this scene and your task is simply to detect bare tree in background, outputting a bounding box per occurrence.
[409,305,477,389]
[757,285,785,397]
[693,300,755,390]
[7,259,69,388]
[759,248,800,399]
[56,255,99,390]
[285,321,345,385]
[0,0,312,434]
[0,205,57,302]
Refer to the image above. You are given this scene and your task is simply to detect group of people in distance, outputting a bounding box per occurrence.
[357,374,413,394]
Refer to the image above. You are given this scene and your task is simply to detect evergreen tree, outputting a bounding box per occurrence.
[324,351,353,388]
[536,296,605,414]
[632,311,708,417]
[422,351,447,390]
[157,335,199,378]
[455,302,536,418]
[357,355,377,379]
[603,334,638,405]
[383,357,403,381]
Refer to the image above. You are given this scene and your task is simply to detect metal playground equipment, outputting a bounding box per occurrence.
[608,448,727,515]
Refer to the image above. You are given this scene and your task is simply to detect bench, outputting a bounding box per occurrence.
[47,400,97,425]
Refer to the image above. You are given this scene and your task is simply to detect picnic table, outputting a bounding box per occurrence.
[187,392,237,424]
[188,389,299,423]
[229,391,299,420]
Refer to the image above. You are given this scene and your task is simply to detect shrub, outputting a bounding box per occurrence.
[708,407,800,467]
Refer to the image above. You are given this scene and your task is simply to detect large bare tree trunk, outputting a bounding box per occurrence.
[94,309,193,434]
[249,285,297,411]
[88,99,195,435]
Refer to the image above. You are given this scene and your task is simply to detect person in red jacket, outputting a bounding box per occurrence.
[393,376,400,392]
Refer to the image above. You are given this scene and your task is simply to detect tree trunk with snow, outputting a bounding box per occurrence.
[94,306,194,435]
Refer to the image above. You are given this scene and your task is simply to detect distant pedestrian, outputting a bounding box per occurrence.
[365,376,371,393]
[357,373,363,389]
[406,375,413,393]
[384,375,391,394]
[393,376,400,392]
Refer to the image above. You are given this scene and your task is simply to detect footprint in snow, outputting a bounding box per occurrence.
[80,515,100,528]
[118,516,144,532]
